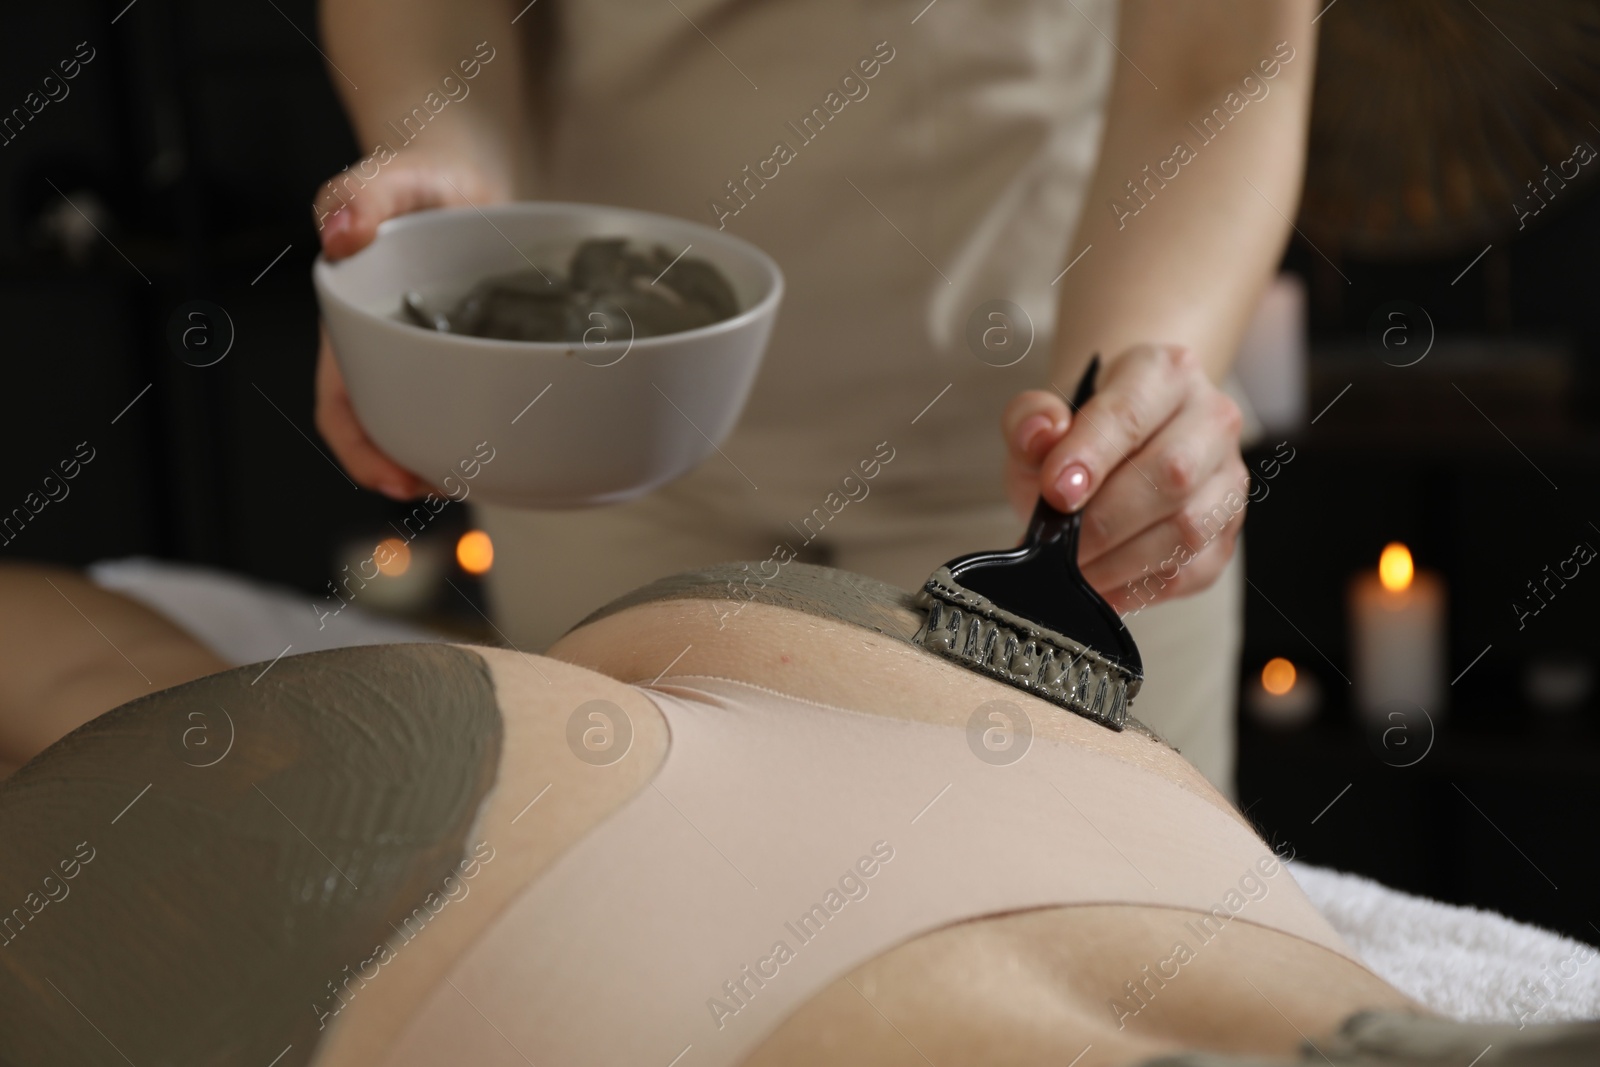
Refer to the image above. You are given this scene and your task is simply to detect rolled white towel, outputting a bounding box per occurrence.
[1291,862,1600,1025]
[88,556,447,667]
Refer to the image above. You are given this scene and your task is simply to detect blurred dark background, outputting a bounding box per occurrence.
[3,2,1598,941]
[1,0,414,585]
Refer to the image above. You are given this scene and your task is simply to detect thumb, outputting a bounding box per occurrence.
[313,164,485,261]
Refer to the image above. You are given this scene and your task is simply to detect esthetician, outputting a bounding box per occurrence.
[308,0,1317,793]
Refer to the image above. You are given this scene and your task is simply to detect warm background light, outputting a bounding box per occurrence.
[1261,657,1297,696]
[1378,542,1414,593]
[457,530,494,575]
[375,537,411,577]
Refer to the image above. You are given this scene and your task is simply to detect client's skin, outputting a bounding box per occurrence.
[0,562,1418,1067]
[0,564,230,777]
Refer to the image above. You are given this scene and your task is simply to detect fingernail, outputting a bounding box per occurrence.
[1054,463,1090,510]
[1015,414,1053,461]
[320,209,351,245]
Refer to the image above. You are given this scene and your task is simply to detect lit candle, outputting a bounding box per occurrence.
[1246,656,1320,728]
[341,534,444,612]
[1349,543,1447,722]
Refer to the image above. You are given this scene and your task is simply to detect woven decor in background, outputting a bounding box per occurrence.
[1301,0,1600,258]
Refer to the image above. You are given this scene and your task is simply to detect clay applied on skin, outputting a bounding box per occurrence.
[574,561,925,644]
[573,562,1162,740]
[0,643,502,1066]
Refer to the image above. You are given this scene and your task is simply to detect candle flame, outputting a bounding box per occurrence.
[1261,657,1297,696]
[1379,542,1414,593]
[375,537,411,577]
[457,530,494,575]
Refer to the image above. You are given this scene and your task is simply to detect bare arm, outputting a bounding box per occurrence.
[312,0,540,497]
[1052,0,1317,384]
[1002,1,1317,608]
[317,0,535,217]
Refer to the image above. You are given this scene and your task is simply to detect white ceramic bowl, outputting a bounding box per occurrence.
[313,201,783,507]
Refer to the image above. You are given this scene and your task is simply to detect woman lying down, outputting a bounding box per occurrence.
[0,561,1593,1067]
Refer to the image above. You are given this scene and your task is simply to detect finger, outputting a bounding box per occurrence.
[1076,388,1244,565]
[1079,463,1250,611]
[1093,523,1239,617]
[1039,345,1197,513]
[1001,389,1071,467]
[313,164,485,261]
[314,329,428,499]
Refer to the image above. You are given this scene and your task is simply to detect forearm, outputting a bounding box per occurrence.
[317,0,535,196]
[1050,0,1317,384]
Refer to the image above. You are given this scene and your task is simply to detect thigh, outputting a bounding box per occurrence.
[0,642,667,1067]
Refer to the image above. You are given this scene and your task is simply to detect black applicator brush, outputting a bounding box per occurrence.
[914,356,1143,729]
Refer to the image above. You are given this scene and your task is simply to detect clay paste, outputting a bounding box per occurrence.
[401,238,740,342]
[0,643,502,1066]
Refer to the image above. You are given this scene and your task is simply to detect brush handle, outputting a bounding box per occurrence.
[1068,354,1101,411]
[1023,355,1100,554]
[1024,499,1080,563]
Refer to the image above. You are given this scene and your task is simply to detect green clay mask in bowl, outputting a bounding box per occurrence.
[399,238,741,344]
[313,202,784,509]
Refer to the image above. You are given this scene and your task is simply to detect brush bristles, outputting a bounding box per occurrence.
[915,568,1140,730]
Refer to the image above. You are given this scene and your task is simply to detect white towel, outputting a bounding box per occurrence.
[1291,862,1600,1024]
[88,556,446,667]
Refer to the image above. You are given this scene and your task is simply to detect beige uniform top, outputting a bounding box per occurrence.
[529,0,1116,508]
[484,0,1244,791]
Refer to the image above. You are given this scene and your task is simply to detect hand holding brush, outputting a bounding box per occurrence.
[1000,344,1249,616]
[915,356,1144,729]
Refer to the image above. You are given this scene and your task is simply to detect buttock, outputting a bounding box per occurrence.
[0,621,1379,1067]
[380,672,1358,1067]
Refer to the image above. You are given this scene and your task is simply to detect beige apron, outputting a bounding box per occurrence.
[478,0,1242,792]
